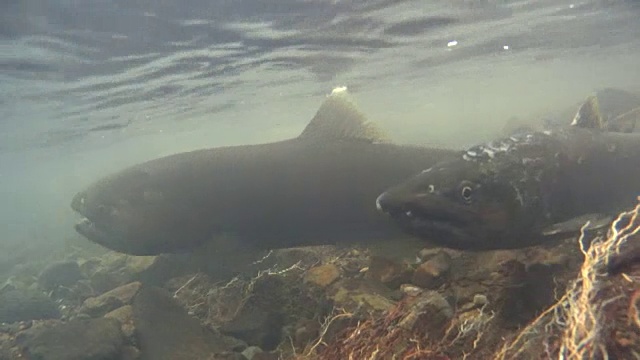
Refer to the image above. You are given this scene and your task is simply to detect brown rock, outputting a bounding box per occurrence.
[104,305,133,323]
[473,294,489,307]
[400,284,423,297]
[328,278,396,314]
[304,264,340,288]
[366,256,412,289]
[80,282,142,317]
[418,248,460,262]
[83,253,196,294]
[105,305,135,338]
[397,291,453,334]
[412,252,452,289]
[80,295,123,318]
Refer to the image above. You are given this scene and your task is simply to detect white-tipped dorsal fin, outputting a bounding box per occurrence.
[298,86,390,143]
[571,94,605,130]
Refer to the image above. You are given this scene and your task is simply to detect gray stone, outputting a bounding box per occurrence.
[241,346,264,360]
[0,289,59,323]
[38,261,84,290]
[133,286,242,360]
[79,281,141,317]
[17,317,124,360]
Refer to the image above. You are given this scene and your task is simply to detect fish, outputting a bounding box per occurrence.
[71,88,458,256]
[500,87,640,136]
[375,94,640,250]
[570,88,640,134]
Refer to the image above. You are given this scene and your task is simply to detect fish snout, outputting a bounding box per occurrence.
[376,191,406,215]
[71,191,88,213]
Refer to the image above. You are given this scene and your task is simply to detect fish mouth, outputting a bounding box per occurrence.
[74,216,155,255]
[71,192,132,254]
[71,192,101,242]
[376,193,480,249]
[70,191,87,214]
[70,192,108,246]
[389,206,471,235]
[74,217,124,251]
[388,211,487,250]
[377,192,472,227]
[74,217,103,241]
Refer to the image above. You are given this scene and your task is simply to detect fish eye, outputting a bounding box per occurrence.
[428,184,435,193]
[461,186,473,202]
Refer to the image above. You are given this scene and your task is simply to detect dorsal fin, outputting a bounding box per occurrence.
[298,86,390,143]
[570,94,605,130]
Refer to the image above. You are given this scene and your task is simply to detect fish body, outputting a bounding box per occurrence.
[71,89,457,255]
[376,96,640,250]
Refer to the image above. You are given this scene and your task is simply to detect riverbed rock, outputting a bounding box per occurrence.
[411,251,452,289]
[105,304,135,338]
[81,253,196,294]
[132,285,243,360]
[304,263,340,288]
[38,261,84,290]
[218,275,287,351]
[79,281,142,317]
[397,290,453,335]
[365,256,412,289]
[328,277,396,314]
[0,289,60,323]
[16,317,124,360]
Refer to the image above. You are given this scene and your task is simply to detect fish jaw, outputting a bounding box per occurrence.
[392,212,481,250]
[73,214,169,256]
[377,197,530,250]
[70,190,149,255]
[376,190,487,250]
[73,218,129,253]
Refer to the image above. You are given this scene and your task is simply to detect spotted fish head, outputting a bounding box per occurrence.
[376,133,557,250]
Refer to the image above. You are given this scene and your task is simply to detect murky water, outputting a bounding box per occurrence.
[1,0,640,251]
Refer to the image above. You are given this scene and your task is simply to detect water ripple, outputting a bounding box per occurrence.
[1,0,640,150]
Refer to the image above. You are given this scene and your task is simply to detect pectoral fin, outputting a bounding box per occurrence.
[541,213,613,237]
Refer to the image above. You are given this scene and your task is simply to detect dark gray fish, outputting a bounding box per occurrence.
[560,87,640,133]
[570,90,640,133]
[71,88,457,255]
[502,88,640,136]
[376,95,640,250]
